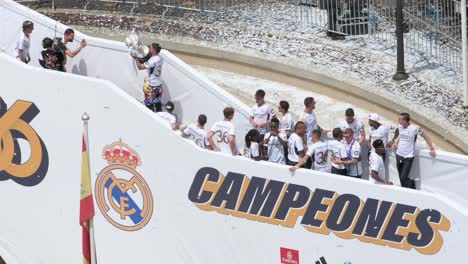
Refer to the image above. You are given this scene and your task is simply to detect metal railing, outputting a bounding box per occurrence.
[291,0,464,73]
[403,0,463,73]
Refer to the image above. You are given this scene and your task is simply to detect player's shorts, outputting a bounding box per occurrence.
[331,166,347,176]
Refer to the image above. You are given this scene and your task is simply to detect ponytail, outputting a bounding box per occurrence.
[245,129,259,148]
[245,133,251,148]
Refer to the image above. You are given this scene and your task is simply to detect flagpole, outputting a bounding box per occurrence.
[81,112,97,264]
[89,219,97,264]
[82,112,90,151]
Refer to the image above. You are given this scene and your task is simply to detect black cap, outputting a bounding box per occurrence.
[23,20,34,30]
[42,37,53,49]
[372,139,384,149]
[165,101,174,111]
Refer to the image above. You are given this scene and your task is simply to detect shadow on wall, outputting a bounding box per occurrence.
[71,59,88,76]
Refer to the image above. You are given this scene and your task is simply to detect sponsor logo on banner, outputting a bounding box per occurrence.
[96,139,153,231]
[0,97,49,186]
[280,247,299,264]
[315,256,327,264]
[188,167,451,255]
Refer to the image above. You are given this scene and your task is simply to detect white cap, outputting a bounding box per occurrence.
[369,113,381,123]
[337,123,350,132]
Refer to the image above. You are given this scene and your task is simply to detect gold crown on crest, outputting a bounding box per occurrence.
[102,139,141,168]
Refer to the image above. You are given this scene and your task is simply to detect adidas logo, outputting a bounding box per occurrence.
[315,256,327,264]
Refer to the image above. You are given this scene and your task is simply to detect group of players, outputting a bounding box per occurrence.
[128,36,436,191]
[177,89,437,190]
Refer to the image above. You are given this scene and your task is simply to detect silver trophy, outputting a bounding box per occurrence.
[125,30,151,62]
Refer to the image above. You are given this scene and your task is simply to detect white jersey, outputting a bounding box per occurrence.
[15,33,31,61]
[183,123,210,149]
[298,111,318,144]
[287,133,305,163]
[306,141,330,172]
[210,121,236,155]
[280,112,295,133]
[157,112,176,127]
[337,119,365,140]
[369,125,391,151]
[396,125,423,158]
[264,132,286,164]
[249,142,261,158]
[369,150,385,184]
[343,139,362,177]
[144,55,163,87]
[327,140,347,170]
[250,103,275,135]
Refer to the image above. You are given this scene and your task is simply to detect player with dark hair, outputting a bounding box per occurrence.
[133,43,164,112]
[369,139,393,185]
[245,129,264,161]
[278,100,294,137]
[287,121,306,167]
[289,129,330,173]
[392,113,436,189]
[208,107,237,156]
[250,89,275,139]
[328,128,348,176]
[334,127,362,179]
[157,101,178,130]
[336,108,365,145]
[182,114,211,149]
[263,118,288,164]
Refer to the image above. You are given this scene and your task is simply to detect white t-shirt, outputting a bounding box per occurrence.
[15,33,31,61]
[298,112,318,143]
[287,133,305,163]
[250,103,275,135]
[280,112,295,133]
[183,123,210,149]
[369,125,391,151]
[369,150,385,184]
[396,125,423,158]
[144,55,163,87]
[249,142,260,158]
[337,119,365,140]
[306,141,330,172]
[264,132,286,164]
[157,112,176,127]
[328,140,347,170]
[210,121,236,155]
[343,139,362,177]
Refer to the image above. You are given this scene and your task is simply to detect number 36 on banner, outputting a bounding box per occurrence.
[0,97,49,186]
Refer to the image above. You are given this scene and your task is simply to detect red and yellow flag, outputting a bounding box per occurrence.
[81,135,96,264]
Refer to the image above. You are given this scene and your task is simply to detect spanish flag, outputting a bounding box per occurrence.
[81,135,97,264]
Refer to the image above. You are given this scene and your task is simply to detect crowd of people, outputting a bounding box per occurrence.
[156,87,437,190]
[129,34,437,190]
[14,20,436,191]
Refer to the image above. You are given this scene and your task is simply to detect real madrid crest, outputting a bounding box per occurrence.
[95,139,153,231]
